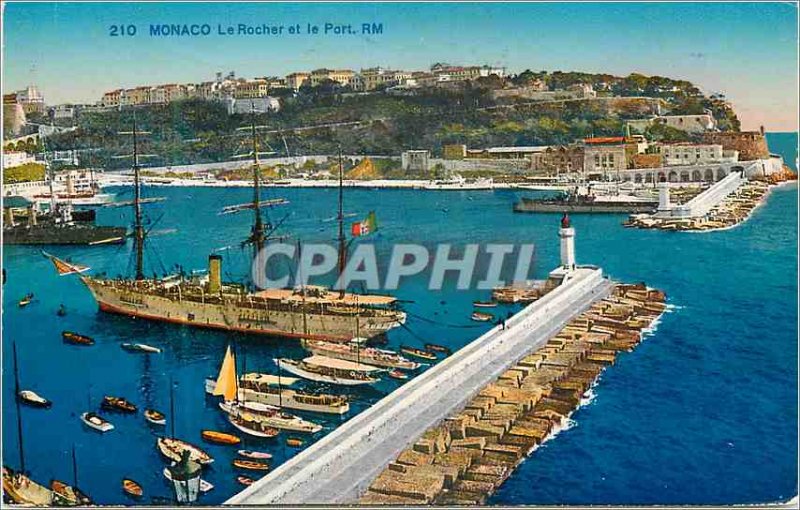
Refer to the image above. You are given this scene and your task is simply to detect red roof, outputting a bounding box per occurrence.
[584,137,625,145]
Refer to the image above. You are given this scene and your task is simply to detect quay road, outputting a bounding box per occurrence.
[227,267,614,505]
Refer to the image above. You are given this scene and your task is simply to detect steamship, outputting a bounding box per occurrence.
[78,115,405,342]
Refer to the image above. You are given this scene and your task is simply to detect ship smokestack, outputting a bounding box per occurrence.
[208,254,222,294]
[66,172,75,195]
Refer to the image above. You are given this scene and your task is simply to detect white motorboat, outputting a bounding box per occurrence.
[80,412,114,432]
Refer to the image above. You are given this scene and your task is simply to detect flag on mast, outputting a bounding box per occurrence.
[351,211,377,237]
[41,251,91,276]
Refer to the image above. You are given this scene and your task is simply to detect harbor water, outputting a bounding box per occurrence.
[2,133,797,505]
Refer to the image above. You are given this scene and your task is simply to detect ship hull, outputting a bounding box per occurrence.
[514,198,656,214]
[83,279,403,342]
[3,224,127,245]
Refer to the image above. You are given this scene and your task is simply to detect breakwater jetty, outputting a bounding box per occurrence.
[359,283,666,504]
[227,217,619,505]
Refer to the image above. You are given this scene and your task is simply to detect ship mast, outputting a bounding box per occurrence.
[132,116,145,280]
[13,341,26,473]
[250,102,265,260]
[336,148,346,297]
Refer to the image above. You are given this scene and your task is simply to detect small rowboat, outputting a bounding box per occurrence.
[388,369,408,380]
[18,390,52,408]
[121,479,142,498]
[102,396,137,413]
[471,311,494,322]
[237,475,255,486]
[232,459,270,471]
[238,450,272,460]
[472,300,497,308]
[121,343,161,354]
[18,294,33,307]
[400,346,437,362]
[157,437,214,465]
[424,343,452,355]
[162,467,214,493]
[81,412,114,432]
[286,437,304,448]
[51,480,91,506]
[144,409,166,426]
[62,331,94,346]
[56,305,67,317]
[201,430,241,445]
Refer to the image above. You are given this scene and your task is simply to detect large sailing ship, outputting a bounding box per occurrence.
[74,113,405,342]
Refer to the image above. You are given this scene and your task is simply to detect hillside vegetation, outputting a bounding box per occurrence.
[44,71,740,170]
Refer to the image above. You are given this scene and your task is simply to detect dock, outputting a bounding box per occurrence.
[227,266,615,504]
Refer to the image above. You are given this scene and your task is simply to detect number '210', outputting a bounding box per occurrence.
[109,25,136,36]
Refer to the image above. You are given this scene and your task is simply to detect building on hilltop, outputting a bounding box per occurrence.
[702,129,770,161]
[286,72,311,90]
[309,69,355,87]
[225,96,280,115]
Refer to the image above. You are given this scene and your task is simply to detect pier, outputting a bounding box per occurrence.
[227,264,614,504]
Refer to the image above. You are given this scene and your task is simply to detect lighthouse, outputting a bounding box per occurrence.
[559,213,576,269]
[657,175,671,212]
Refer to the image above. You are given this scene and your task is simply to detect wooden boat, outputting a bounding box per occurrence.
[144,409,166,425]
[18,293,33,308]
[275,356,381,386]
[51,479,91,506]
[424,343,451,355]
[304,339,420,370]
[388,369,408,380]
[237,450,272,460]
[233,459,270,471]
[399,346,437,362]
[122,478,142,498]
[62,331,94,346]
[18,389,52,408]
[220,400,323,433]
[471,311,494,322]
[162,467,214,493]
[472,300,497,308]
[286,437,304,448]
[227,414,280,439]
[121,342,161,354]
[201,430,241,445]
[102,396,137,413]
[2,467,54,506]
[157,437,214,465]
[237,475,255,486]
[80,412,114,432]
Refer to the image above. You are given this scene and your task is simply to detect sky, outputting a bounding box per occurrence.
[2,2,798,131]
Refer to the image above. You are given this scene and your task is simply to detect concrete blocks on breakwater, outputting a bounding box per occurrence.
[359,283,667,505]
[226,267,613,505]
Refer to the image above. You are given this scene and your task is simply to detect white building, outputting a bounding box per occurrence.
[659,143,737,166]
[2,151,36,169]
[401,150,430,172]
[225,96,280,115]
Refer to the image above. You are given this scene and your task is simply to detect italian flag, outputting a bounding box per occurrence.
[351,211,377,237]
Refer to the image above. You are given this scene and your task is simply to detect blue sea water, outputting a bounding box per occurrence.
[2,133,797,505]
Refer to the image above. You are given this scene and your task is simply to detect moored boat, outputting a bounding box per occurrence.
[388,369,409,380]
[62,331,94,346]
[18,293,34,308]
[275,356,381,386]
[472,300,497,308]
[2,467,54,506]
[102,396,137,413]
[56,305,67,317]
[121,343,161,354]
[232,459,270,472]
[162,466,214,493]
[424,343,451,355]
[304,339,419,370]
[237,475,255,486]
[18,390,52,408]
[144,409,166,425]
[471,311,494,322]
[80,412,114,432]
[51,479,91,506]
[227,413,280,438]
[220,400,322,434]
[399,346,437,362]
[201,430,241,445]
[237,449,272,460]
[156,437,214,465]
[286,437,304,447]
[121,478,142,498]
